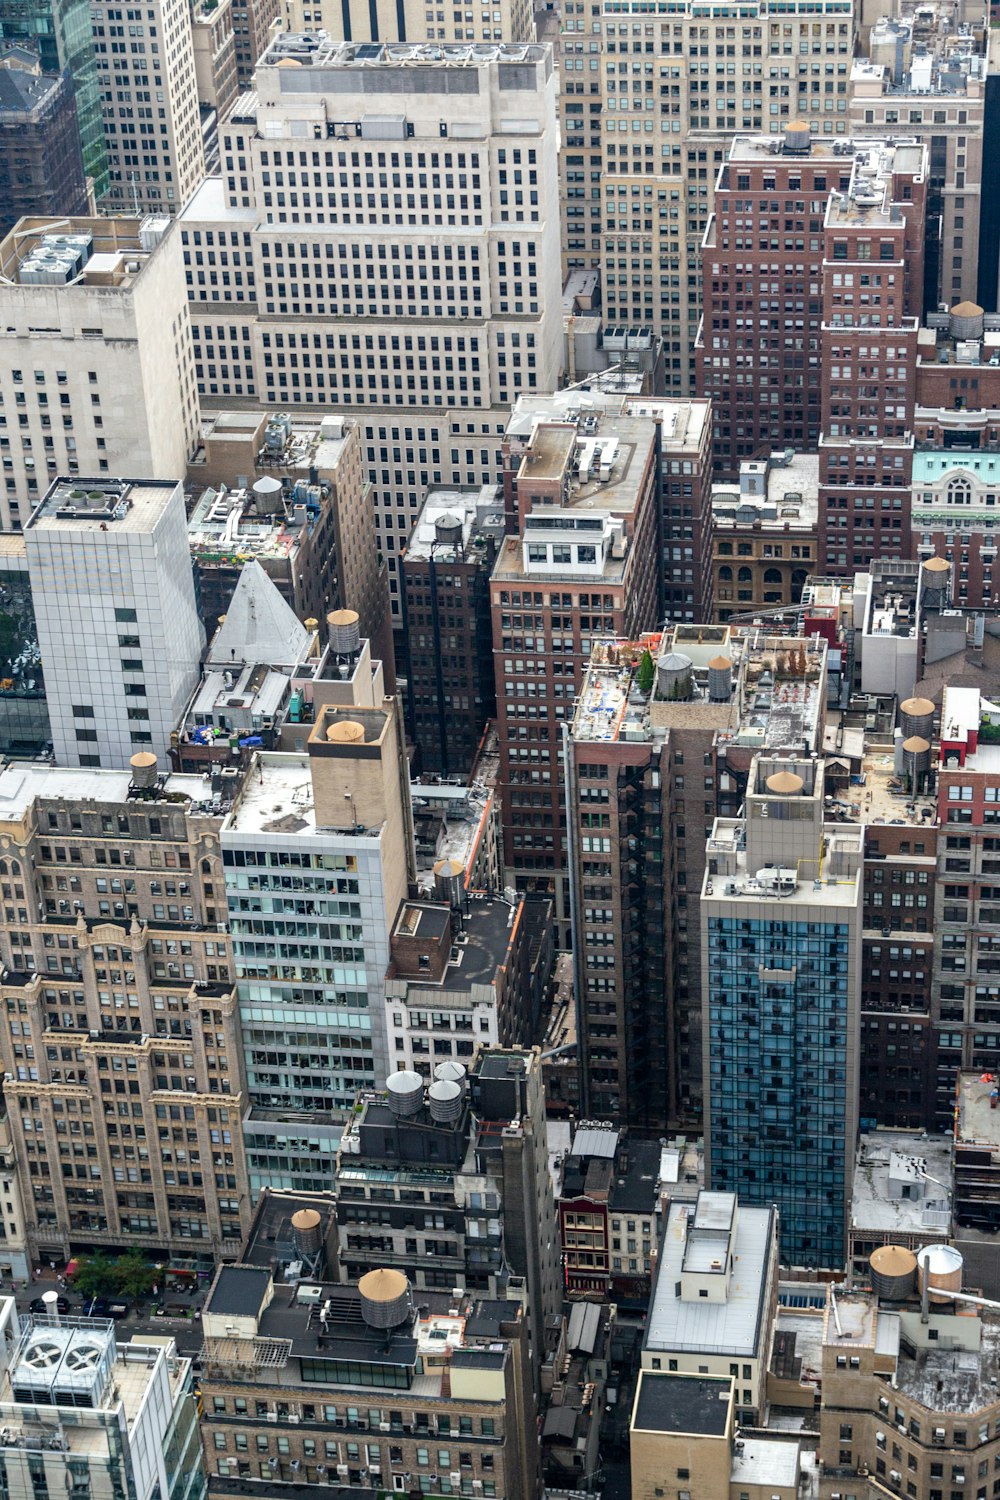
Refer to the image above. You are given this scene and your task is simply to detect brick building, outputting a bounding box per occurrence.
[818,138,927,574]
[491,400,661,937]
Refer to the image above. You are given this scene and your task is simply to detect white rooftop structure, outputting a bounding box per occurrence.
[730,1438,800,1488]
[210,560,310,669]
[646,1195,776,1359]
[851,1132,953,1238]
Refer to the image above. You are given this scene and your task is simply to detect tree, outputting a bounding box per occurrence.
[71,1253,118,1300]
[112,1249,157,1300]
[636,648,655,697]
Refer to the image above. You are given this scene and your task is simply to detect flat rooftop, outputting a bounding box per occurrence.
[712,452,819,531]
[260,34,547,67]
[841,752,938,826]
[0,761,224,823]
[389,895,518,991]
[0,217,166,290]
[188,488,304,563]
[702,822,862,909]
[179,176,260,227]
[851,1132,953,1235]
[646,1201,774,1359]
[506,390,709,452]
[632,1370,731,1436]
[731,1439,800,1487]
[404,487,504,564]
[209,1265,272,1317]
[956,1073,1000,1148]
[26,477,179,534]
[896,1313,1000,1413]
[222,752,385,839]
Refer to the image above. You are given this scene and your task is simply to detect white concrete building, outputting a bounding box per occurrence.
[92,0,206,215]
[0,216,199,531]
[24,476,204,768]
[179,36,563,620]
[279,0,534,44]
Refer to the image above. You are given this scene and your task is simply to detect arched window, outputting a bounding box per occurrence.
[763,567,782,584]
[738,566,752,583]
[948,477,972,506]
[719,565,733,581]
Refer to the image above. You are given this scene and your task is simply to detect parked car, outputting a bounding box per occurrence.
[87,1298,129,1319]
[29,1295,70,1315]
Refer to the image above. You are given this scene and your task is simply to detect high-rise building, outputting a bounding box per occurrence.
[401,488,503,779]
[91,0,205,214]
[0,756,252,1267]
[278,0,534,43]
[200,1265,540,1500]
[0,5,107,198]
[849,11,988,311]
[230,0,279,89]
[559,0,856,396]
[0,1306,205,1500]
[0,49,88,236]
[178,36,563,625]
[335,1046,560,1381]
[0,215,199,530]
[490,397,661,936]
[817,139,926,575]
[221,643,416,1194]
[191,0,238,129]
[24,476,204,769]
[701,747,863,1268]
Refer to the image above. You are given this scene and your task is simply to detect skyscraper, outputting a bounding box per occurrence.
[0,0,107,197]
[24,476,204,769]
[0,49,88,235]
[701,744,863,1268]
[178,35,564,626]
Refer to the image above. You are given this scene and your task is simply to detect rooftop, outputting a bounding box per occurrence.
[0,59,65,114]
[505,389,709,453]
[26,478,179,534]
[731,1438,800,1487]
[188,487,315,567]
[895,1312,1000,1412]
[712,452,819,532]
[703,816,863,909]
[851,1131,953,1236]
[222,752,387,839]
[645,1201,775,1359]
[259,33,547,68]
[0,217,168,290]
[632,1370,731,1437]
[387,894,520,993]
[209,1265,272,1318]
[955,1073,1000,1149]
[0,761,228,823]
[404,488,505,565]
[840,751,938,826]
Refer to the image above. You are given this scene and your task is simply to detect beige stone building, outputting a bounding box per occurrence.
[0,759,251,1267]
[199,1264,539,1500]
[178,35,563,623]
[711,453,818,622]
[559,0,856,394]
[192,0,239,123]
[849,5,987,308]
[630,1370,734,1500]
[0,216,199,531]
[92,0,206,215]
[279,0,533,44]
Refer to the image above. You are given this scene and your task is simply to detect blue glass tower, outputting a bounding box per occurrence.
[702,753,863,1268]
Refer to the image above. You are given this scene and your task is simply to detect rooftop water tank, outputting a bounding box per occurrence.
[291,1208,323,1258]
[252,474,284,515]
[656,651,693,701]
[707,655,733,702]
[902,734,931,788]
[766,770,804,796]
[129,752,158,789]
[385,1070,425,1118]
[917,1243,963,1303]
[783,119,812,154]
[358,1268,412,1329]
[869,1244,917,1301]
[326,718,365,744]
[435,1061,467,1086]
[428,1079,464,1123]
[920,555,951,612]
[950,300,985,341]
[327,608,361,656]
[900,696,934,741]
[435,514,464,547]
[433,856,465,909]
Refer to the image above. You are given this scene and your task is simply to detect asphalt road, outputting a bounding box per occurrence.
[8,1282,205,1356]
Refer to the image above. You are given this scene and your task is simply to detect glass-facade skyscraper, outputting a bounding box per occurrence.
[701,752,863,1268]
[0,0,107,197]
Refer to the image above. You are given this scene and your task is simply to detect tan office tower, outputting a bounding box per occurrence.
[280,0,534,43]
[180,36,563,624]
[560,0,855,395]
[0,759,251,1268]
[92,0,206,215]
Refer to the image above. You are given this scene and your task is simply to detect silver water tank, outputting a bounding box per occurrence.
[427,1079,464,1123]
[900,696,934,742]
[358,1269,412,1328]
[385,1070,425,1118]
[707,655,733,702]
[327,609,360,655]
[656,651,693,701]
[782,119,812,153]
[917,1243,964,1303]
[435,514,464,547]
[902,735,931,791]
[252,474,284,515]
[434,1061,467,1087]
